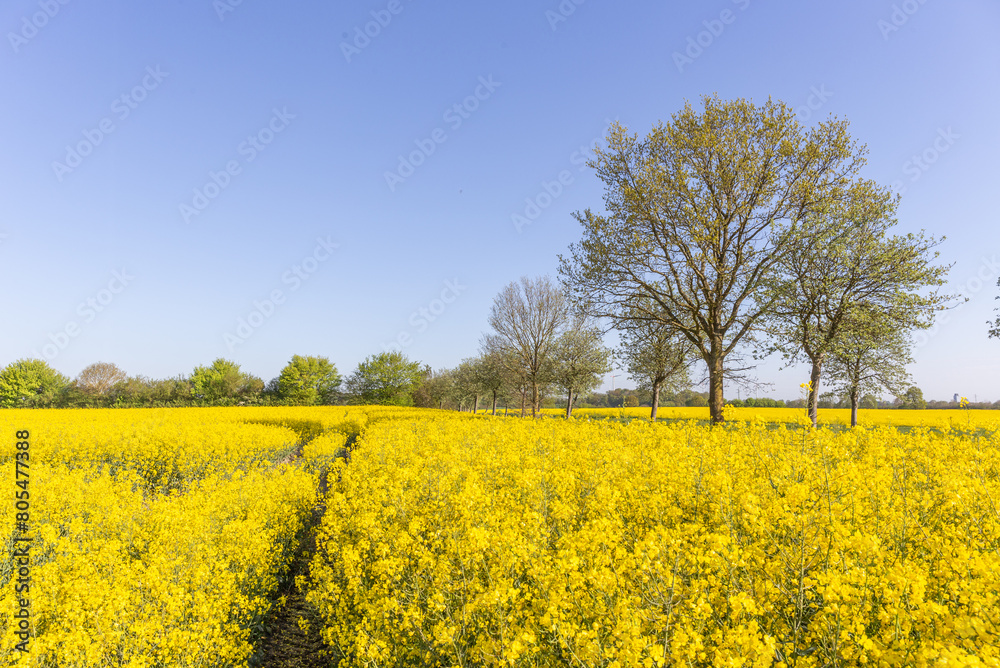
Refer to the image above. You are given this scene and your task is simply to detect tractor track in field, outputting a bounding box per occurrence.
[252,435,356,668]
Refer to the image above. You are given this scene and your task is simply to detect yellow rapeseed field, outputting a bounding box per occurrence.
[2,406,998,666]
[306,412,1000,667]
[0,407,380,667]
[540,406,1000,430]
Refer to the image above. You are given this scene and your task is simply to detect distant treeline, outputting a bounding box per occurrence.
[2,356,993,411]
[0,354,422,409]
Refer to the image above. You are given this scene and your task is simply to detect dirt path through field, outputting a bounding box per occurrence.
[253,434,353,667]
[253,480,334,667]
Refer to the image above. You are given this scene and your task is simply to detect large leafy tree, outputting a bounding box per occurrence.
[0,359,69,407]
[899,386,928,410]
[559,95,869,423]
[483,275,569,417]
[451,355,518,414]
[191,358,261,403]
[277,355,341,405]
[345,351,422,406]
[476,348,520,415]
[552,315,611,418]
[479,347,532,417]
[764,192,951,426]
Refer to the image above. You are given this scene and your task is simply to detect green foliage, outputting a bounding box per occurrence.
[477,349,520,411]
[450,358,485,409]
[826,309,914,410]
[413,366,458,410]
[277,355,341,405]
[190,358,261,404]
[560,95,871,423]
[577,388,644,409]
[108,375,194,408]
[735,397,787,408]
[860,394,879,409]
[899,386,928,410]
[615,307,692,419]
[552,316,611,416]
[345,351,423,406]
[763,191,952,425]
[449,356,518,412]
[0,359,69,407]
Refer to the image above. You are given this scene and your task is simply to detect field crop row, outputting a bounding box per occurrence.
[306,414,1000,666]
[2,407,998,666]
[0,407,393,667]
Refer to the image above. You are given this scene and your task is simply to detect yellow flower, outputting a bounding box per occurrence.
[4,404,999,666]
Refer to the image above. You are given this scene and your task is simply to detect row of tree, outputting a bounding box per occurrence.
[553,95,961,426]
[7,97,991,418]
[444,270,956,424]
[441,95,987,426]
[0,352,426,409]
[576,388,712,409]
[406,275,694,419]
[404,307,610,418]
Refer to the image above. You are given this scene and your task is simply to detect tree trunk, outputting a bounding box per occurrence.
[531,382,540,417]
[473,394,479,414]
[565,388,573,419]
[708,348,725,424]
[651,380,661,422]
[807,357,823,428]
[520,387,526,418]
[491,390,497,416]
[850,387,860,427]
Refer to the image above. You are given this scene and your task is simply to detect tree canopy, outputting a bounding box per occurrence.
[552,314,611,418]
[825,308,915,426]
[345,351,422,406]
[560,95,871,422]
[0,359,69,407]
[277,355,341,405]
[191,358,262,404]
[617,313,693,421]
[763,191,951,426]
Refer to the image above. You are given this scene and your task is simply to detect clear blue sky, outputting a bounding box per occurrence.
[2,0,998,401]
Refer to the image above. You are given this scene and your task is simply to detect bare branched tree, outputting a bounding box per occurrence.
[75,362,127,395]
[483,275,569,417]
